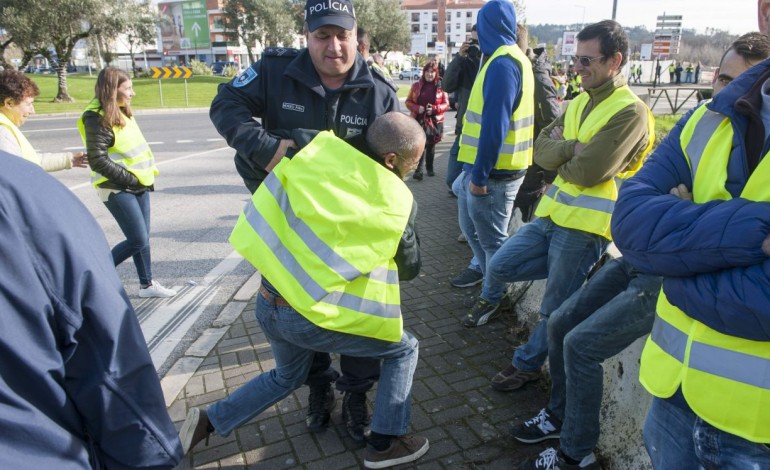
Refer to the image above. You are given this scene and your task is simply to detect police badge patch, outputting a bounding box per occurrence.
[233,67,258,87]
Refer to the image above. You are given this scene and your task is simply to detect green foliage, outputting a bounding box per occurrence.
[653,114,682,148]
[190,59,214,76]
[353,0,411,53]
[222,65,240,78]
[29,74,229,114]
[222,0,296,62]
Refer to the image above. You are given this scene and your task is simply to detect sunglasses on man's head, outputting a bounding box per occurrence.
[572,55,604,67]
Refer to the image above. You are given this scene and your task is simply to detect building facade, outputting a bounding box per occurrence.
[402,0,485,61]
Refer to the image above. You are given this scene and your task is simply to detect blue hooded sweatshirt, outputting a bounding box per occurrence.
[464,0,524,187]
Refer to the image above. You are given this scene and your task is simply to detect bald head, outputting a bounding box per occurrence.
[366,112,426,178]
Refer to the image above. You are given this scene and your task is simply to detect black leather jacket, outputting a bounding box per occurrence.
[81,111,152,192]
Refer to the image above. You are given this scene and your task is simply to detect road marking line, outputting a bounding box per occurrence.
[66,146,231,191]
[176,139,193,143]
[25,127,78,133]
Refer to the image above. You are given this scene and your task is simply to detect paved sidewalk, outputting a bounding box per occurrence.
[169,137,552,469]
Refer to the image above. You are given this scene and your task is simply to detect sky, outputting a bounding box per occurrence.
[524,0,760,35]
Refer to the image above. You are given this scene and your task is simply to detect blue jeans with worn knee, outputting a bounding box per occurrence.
[482,218,607,371]
[546,257,661,460]
[457,171,522,276]
[208,294,419,437]
[644,397,770,469]
[103,190,152,285]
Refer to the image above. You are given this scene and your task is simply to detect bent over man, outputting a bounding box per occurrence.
[209,0,399,441]
[181,112,428,469]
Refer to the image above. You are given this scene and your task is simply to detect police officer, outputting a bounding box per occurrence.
[209,0,400,442]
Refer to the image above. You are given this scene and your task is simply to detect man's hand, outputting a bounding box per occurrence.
[550,126,564,140]
[265,139,297,172]
[458,42,470,57]
[763,235,770,257]
[669,183,693,201]
[470,180,487,195]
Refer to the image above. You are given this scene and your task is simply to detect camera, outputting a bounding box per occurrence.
[467,38,480,59]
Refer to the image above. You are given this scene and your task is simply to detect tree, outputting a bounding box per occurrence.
[222,0,296,63]
[353,0,410,55]
[0,0,123,102]
[114,1,157,78]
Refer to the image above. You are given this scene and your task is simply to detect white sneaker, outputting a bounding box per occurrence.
[139,281,177,298]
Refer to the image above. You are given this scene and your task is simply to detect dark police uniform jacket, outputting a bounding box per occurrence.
[210,47,399,193]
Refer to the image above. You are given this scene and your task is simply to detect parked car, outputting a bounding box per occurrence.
[33,67,53,74]
[211,61,237,76]
[398,67,422,80]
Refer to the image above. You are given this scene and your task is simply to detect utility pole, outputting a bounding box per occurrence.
[612,0,618,20]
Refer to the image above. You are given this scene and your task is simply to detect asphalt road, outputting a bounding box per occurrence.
[27,110,256,375]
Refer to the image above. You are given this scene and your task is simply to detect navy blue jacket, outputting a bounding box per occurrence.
[612,59,770,341]
[210,47,399,193]
[0,153,182,468]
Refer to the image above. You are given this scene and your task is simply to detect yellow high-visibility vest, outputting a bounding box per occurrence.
[0,112,38,164]
[458,44,534,170]
[77,101,157,188]
[229,131,413,342]
[640,104,770,443]
[534,86,654,239]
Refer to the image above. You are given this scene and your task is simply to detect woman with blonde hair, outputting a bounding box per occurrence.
[78,67,176,298]
[0,69,86,170]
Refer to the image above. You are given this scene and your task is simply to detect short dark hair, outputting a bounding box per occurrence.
[576,20,629,67]
[721,32,770,67]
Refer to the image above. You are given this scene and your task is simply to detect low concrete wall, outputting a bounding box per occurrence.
[506,223,652,468]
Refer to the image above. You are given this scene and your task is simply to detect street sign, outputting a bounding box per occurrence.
[151,66,193,79]
[653,13,682,57]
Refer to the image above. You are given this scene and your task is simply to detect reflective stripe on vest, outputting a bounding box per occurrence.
[457,44,534,170]
[229,131,412,342]
[0,112,38,164]
[77,102,157,187]
[640,106,770,443]
[534,86,654,239]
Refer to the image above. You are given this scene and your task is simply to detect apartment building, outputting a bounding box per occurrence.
[402,0,485,58]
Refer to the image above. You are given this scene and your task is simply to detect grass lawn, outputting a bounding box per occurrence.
[29,73,229,114]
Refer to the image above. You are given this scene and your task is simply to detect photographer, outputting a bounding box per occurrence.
[443,24,481,189]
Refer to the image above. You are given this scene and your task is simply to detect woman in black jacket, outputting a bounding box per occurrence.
[79,67,176,298]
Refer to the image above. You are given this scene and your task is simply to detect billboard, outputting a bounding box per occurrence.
[561,31,577,57]
[640,43,653,60]
[158,1,211,54]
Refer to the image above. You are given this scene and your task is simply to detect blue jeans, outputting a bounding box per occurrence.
[644,397,770,469]
[546,257,661,460]
[208,294,419,437]
[445,134,464,189]
[457,171,522,276]
[483,218,607,371]
[103,190,152,285]
[451,172,482,274]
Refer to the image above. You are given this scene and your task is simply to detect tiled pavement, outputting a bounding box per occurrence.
[169,137,557,469]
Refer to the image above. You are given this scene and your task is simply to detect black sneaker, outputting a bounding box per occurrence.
[461,298,500,327]
[511,408,561,444]
[519,447,600,470]
[306,383,335,432]
[412,170,423,181]
[342,391,370,442]
[451,268,484,288]
[364,434,430,468]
